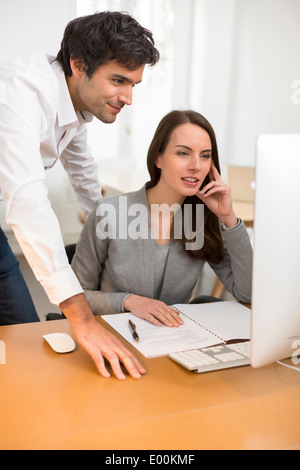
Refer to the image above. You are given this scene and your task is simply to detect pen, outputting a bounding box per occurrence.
[128,319,139,342]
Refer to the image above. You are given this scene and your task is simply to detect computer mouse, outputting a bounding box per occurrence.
[43,333,76,354]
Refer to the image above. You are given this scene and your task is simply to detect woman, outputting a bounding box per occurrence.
[72,110,252,328]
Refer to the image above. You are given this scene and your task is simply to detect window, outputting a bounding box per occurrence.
[76,0,175,173]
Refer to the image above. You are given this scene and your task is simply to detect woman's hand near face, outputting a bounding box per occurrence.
[197,163,238,228]
[124,294,184,328]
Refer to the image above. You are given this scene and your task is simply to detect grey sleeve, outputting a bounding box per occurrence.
[83,290,131,316]
[209,220,253,303]
[71,206,131,315]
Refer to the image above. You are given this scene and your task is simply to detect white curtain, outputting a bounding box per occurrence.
[172,0,300,171]
[171,0,236,174]
[77,0,300,178]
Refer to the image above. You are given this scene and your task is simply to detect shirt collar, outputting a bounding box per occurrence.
[49,56,93,128]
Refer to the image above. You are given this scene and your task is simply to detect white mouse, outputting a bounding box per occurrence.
[43,333,76,354]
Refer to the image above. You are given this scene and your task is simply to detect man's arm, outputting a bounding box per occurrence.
[4,177,146,379]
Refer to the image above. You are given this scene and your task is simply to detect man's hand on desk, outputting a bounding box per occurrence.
[59,293,146,380]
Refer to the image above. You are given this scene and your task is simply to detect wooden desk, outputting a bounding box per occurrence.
[232,201,254,227]
[0,318,299,450]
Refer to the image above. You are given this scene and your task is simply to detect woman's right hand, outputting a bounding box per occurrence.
[124,294,184,328]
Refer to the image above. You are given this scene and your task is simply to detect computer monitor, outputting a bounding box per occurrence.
[251,134,300,368]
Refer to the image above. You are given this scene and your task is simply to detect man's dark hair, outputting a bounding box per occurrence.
[56,11,160,78]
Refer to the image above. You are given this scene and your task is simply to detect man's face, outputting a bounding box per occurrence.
[68,59,145,123]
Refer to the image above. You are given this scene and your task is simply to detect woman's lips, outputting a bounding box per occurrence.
[181,177,200,187]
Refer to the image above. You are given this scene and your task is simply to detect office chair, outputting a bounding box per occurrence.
[46,244,77,321]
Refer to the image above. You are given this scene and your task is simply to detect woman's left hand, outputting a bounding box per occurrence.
[197,163,238,228]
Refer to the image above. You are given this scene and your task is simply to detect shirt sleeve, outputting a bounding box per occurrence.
[60,124,102,218]
[0,80,83,305]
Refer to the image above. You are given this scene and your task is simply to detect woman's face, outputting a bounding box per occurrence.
[155,123,212,201]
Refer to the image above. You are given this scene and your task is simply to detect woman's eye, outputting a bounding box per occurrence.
[177,151,189,157]
[201,154,211,160]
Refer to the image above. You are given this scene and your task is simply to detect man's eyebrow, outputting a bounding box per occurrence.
[111,73,142,85]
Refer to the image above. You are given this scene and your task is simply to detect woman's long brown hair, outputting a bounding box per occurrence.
[147,110,224,264]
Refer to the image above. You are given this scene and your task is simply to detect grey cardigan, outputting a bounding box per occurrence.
[72,185,253,315]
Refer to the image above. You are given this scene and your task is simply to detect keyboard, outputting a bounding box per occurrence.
[168,341,250,373]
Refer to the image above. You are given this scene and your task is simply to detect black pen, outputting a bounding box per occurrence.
[128,319,139,342]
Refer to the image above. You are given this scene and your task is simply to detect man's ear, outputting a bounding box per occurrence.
[69,58,85,78]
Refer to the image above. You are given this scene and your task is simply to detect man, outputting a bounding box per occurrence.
[0,12,159,380]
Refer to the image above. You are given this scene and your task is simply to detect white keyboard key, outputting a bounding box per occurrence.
[168,341,250,373]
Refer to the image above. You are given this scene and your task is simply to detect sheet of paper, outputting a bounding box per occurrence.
[173,301,251,342]
[102,312,221,357]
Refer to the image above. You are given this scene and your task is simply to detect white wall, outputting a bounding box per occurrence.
[0,0,76,62]
[225,0,300,167]
[171,0,300,172]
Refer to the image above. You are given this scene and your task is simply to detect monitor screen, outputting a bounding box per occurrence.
[251,134,300,368]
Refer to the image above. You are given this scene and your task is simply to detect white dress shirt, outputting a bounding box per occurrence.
[0,54,102,305]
